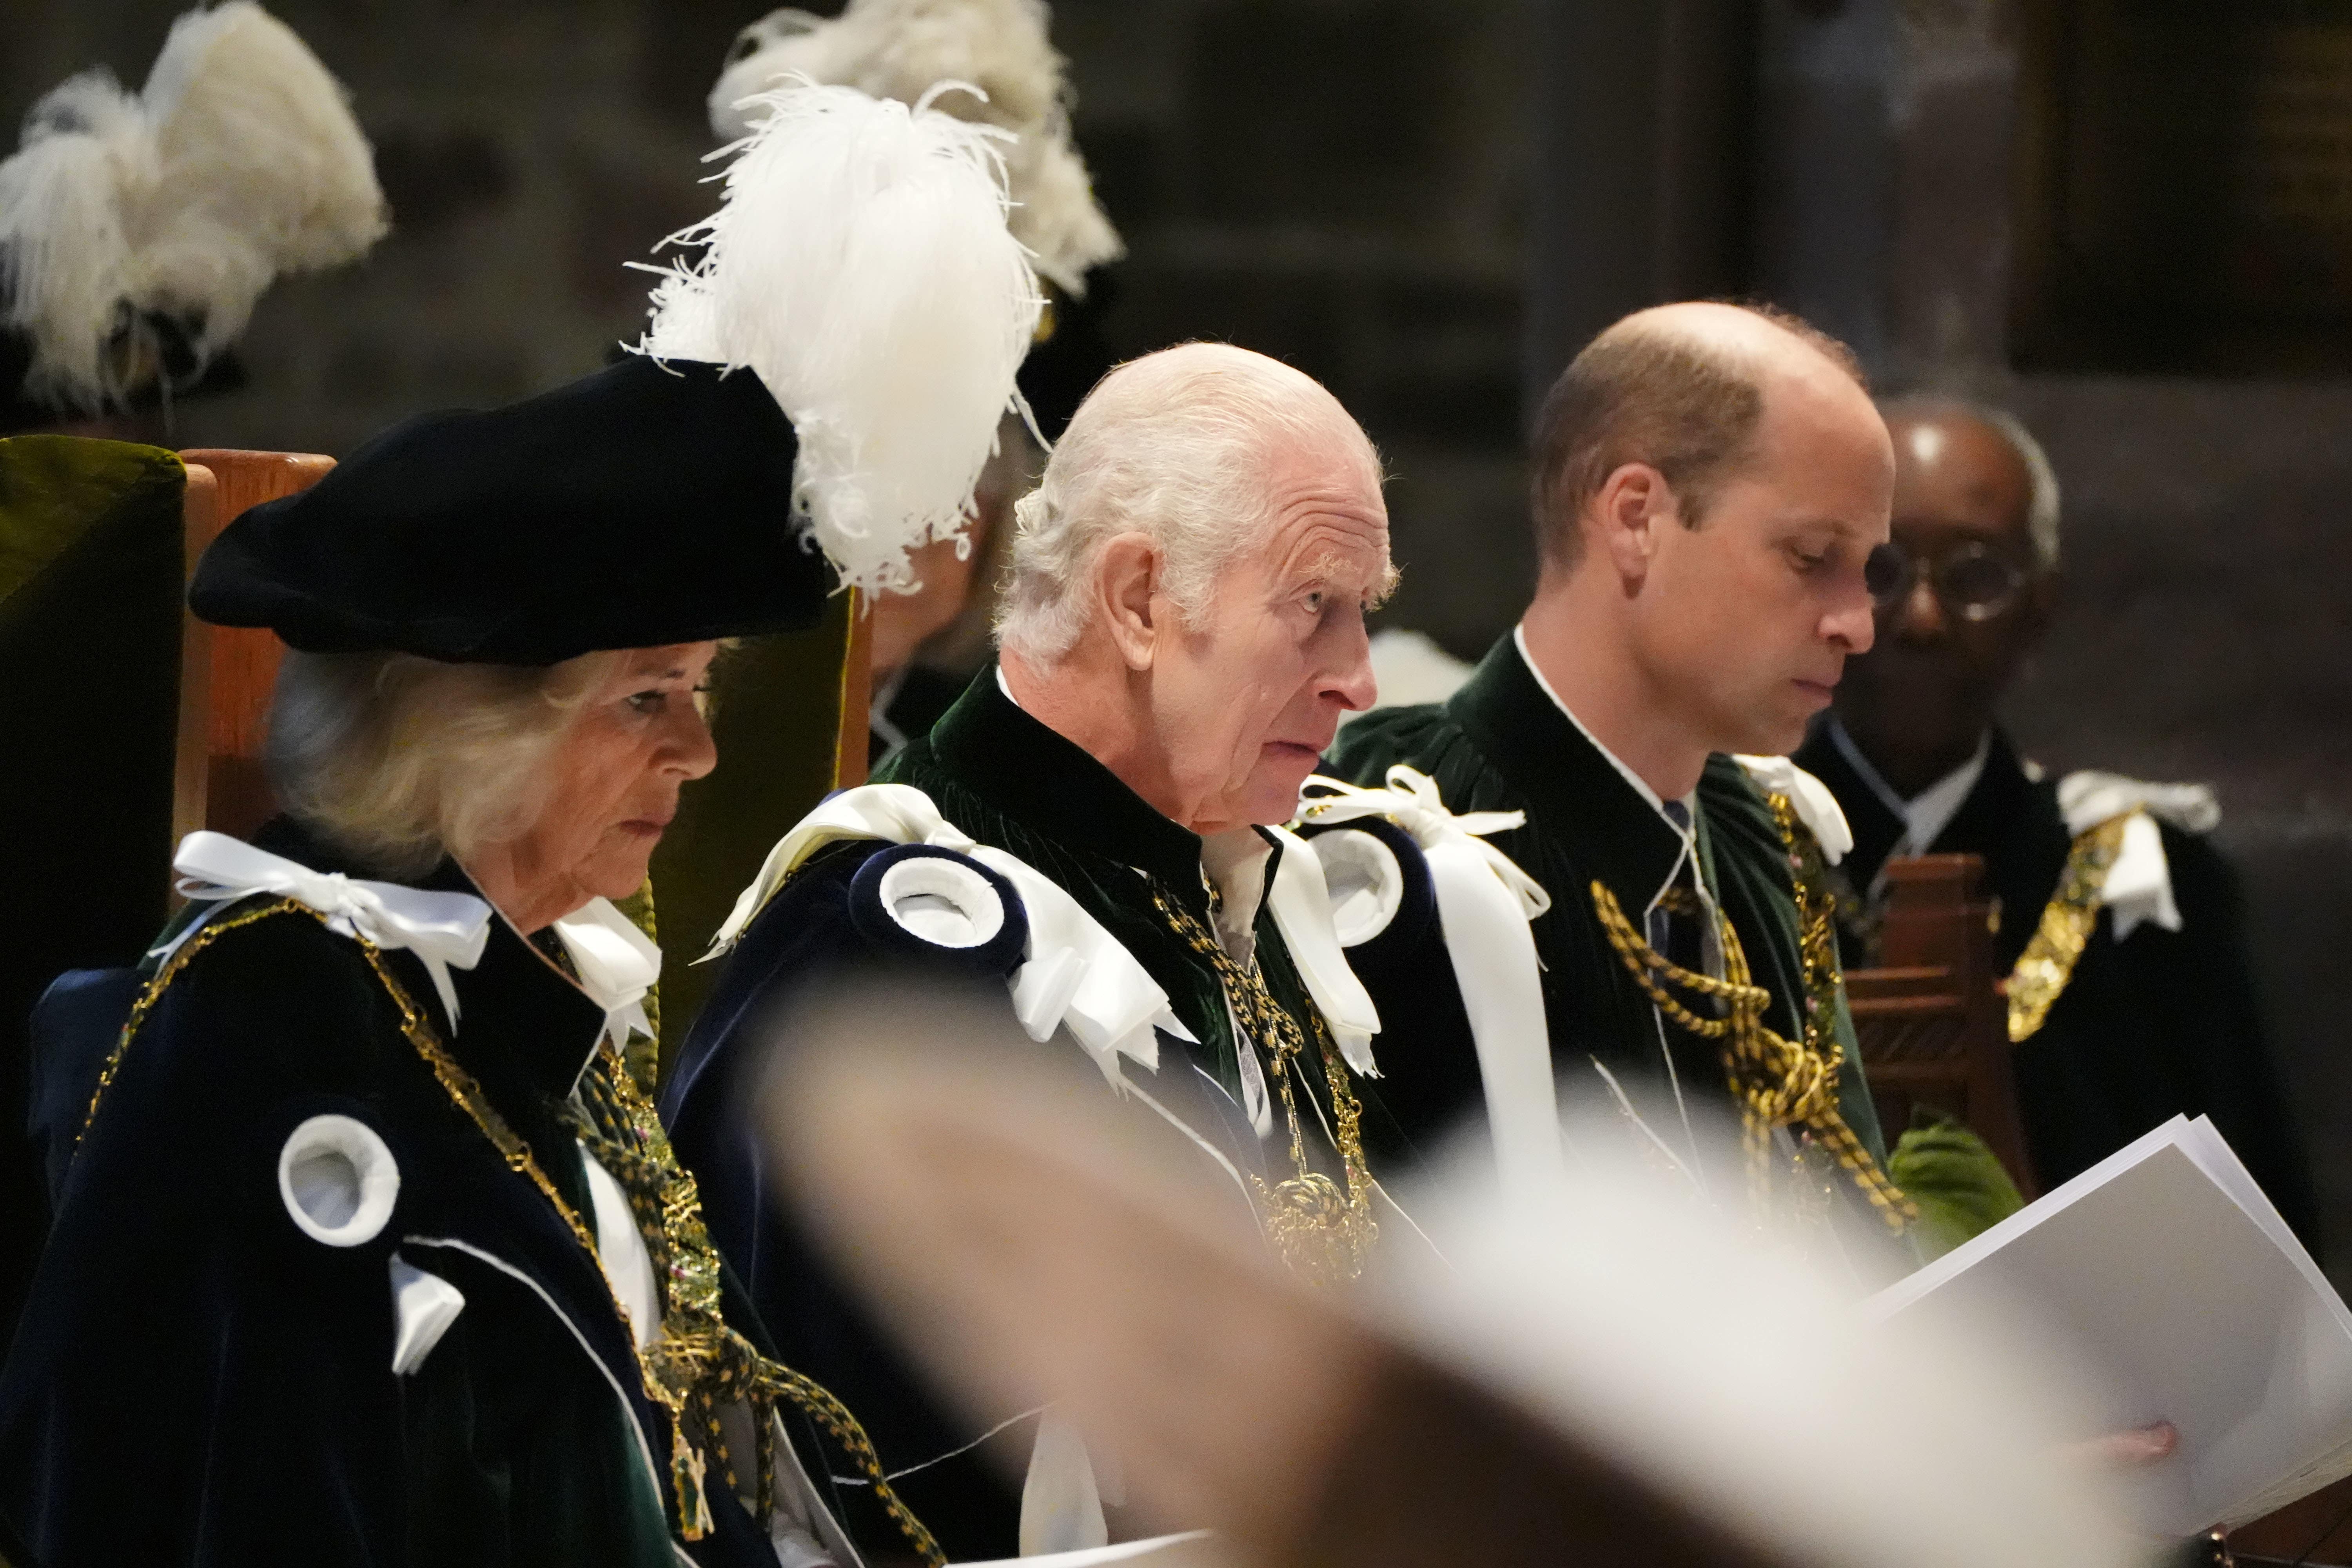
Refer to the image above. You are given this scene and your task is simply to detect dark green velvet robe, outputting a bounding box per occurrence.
[880,673,1346,1105]
[1795,720,2320,1250]
[1326,635,1897,1229]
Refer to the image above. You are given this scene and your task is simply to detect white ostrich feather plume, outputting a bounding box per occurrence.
[637,81,1044,597]
[708,1,1122,296]
[0,2,385,411]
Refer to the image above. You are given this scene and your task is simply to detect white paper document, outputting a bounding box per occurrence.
[1866,1115,2352,1536]
[951,1532,1220,1567]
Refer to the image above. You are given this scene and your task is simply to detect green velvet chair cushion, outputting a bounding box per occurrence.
[0,434,187,1333]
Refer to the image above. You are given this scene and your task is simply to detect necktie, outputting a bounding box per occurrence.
[1648,801,1708,979]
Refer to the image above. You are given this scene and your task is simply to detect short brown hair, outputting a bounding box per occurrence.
[1530,301,1866,569]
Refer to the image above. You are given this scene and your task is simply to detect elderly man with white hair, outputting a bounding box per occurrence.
[662,341,1405,1560]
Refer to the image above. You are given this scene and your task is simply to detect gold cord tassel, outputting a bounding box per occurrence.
[1590,847,1915,1234]
[673,1427,714,1540]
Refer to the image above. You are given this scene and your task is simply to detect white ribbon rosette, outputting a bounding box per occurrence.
[1731,754,1855,866]
[708,784,1195,1089]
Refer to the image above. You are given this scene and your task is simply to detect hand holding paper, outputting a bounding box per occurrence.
[1867,1115,2352,1537]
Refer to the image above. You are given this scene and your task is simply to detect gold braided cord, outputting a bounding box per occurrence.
[87,900,941,1564]
[1150,885,1379,1285]
[1767,793,1916,1230]
[77,899,309,1148]
[570,1046,946,1566]
[391,974,946,1566]
[1587,800,1914,1233]
[2007,812,2136,1044]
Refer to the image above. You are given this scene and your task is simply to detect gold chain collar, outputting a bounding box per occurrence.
[82,899,944,1565]
[2006,810,2138,1044]
[1149,882,1379,1285]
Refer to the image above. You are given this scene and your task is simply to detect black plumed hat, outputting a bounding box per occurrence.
[189,356,835,664]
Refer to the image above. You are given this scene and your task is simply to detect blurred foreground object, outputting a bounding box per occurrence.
[0,2,385,427]
[1870,1114,2352,1537]
[756,982,2140,1568]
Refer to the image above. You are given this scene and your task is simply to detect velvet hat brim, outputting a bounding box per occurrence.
[190,355,834,664]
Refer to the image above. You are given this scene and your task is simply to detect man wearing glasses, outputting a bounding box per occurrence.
[1793,399,2318,1245]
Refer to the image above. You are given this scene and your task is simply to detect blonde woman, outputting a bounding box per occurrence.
[1,358,936,1568]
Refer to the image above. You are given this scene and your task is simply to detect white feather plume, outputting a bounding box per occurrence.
[709,1,1122,296]
[639,81,1044,597]
[0,2,385,412]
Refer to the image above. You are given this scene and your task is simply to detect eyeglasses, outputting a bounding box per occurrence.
[1863,539,2030,622]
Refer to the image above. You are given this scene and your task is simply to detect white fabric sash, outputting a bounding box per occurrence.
[706,785,1195,1089]
[1258,824,1382,1076]
[551,897,662,1048]
[1733,755,1854,866]
[163,831,491,1026]
[1295,768,1562,1192]
[2057,772,2217,941]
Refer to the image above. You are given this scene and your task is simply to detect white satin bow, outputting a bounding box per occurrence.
[1296,767,1551,920]
[706,785,1195,1089]
[2056,773,2215,941]
[551,898,662,1048]
[163,831,492,1027]
[1294,767,1563,1193]
[1732,755,1854,866]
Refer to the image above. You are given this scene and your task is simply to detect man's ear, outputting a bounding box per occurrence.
[1093,532,1162,671]
[1590,462,1674,581]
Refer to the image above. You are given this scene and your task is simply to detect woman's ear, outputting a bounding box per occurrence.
[1093,533,1162,671]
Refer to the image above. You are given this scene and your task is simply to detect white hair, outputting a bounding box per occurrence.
[995,343,1382,666]
[266,649,619,880]
[1884,396,2063,570]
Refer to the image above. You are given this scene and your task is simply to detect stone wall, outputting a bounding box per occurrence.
[1054,0,1535,653]
[2,0,1539,657]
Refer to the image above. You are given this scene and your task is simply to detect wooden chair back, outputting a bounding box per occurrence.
[1845,854,2040,1199]
[172,449,334,844]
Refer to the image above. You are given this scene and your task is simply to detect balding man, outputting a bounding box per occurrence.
[1326,302,1914,1253]
[1791,398,2318,1247]
[663,343,1402,1558]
